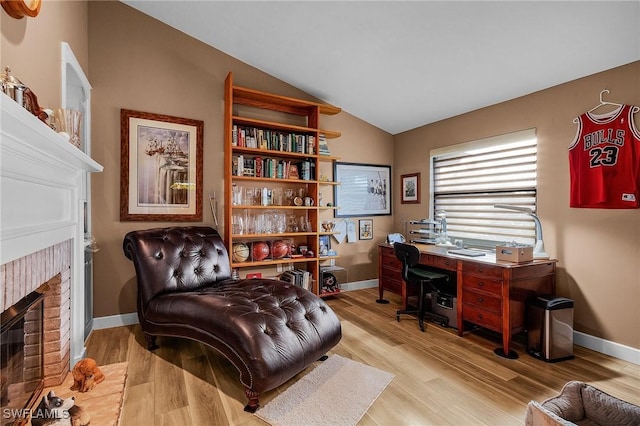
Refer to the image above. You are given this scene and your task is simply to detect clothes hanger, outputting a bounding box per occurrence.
[573,89,623,123]
[588,89,623,113]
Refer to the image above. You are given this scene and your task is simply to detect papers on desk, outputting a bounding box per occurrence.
[448,248,486,257]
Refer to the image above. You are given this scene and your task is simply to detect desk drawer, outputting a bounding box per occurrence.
[462,289,501,313]
[463,305,502,332]
[420,253,456,271]
[462,276,502,295]
[381,254,402,270]
[461,262,502,279]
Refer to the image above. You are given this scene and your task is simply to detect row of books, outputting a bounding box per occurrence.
[280,269,312,291]
[232,125,316,155]
[233,155,315,180]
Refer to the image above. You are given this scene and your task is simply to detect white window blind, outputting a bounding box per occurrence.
[430,129,538,247]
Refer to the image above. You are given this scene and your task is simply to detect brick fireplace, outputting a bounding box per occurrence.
[1,241,73,387]
[1,91,103,403]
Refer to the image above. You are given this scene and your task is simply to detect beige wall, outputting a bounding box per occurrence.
[4,1,637,351]
[87,1,393,316]
[1,0,88,109]
[394,61,640,349]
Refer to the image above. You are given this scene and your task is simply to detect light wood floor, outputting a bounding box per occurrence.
[85,288,640,425]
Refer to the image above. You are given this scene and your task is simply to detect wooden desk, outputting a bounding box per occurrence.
[378,243,557,358]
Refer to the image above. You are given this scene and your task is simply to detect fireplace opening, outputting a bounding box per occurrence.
[1,284,48,425]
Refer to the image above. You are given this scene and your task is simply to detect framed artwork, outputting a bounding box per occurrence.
[359,219,373,240]
[334,162,391,217]
[401,173,420,204]
[120,109,204,221]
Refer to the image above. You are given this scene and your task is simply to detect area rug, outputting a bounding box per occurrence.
[256,355,394,426]
[35,361,128,426]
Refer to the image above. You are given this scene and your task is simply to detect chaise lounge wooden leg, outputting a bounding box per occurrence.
[244,388,260,413]
[144,333,159,351]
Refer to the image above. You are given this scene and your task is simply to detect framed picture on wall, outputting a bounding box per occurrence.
[334,162,391,217]
[120,109,204,221]
[401,173,420,204]
[359,219,373,240]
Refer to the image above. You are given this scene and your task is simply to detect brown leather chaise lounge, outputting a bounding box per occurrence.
[122,226,342,412]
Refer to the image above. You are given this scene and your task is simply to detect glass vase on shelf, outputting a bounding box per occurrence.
[54,108,83,150]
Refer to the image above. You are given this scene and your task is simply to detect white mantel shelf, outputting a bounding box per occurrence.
[1,92,102,175]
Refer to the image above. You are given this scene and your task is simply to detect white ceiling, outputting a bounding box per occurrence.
[121,1,640,135]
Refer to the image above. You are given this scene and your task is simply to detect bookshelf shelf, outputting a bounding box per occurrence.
[231,205,316,210]
[232,116,319,134]
[232,175,319,184]
[232,257,315,268]
[232,146,315,159]
[320,129,341,139]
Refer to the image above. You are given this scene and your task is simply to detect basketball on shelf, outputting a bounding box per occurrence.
[252,241,270,261]
[232,243,250,263]
[271,240,289,259]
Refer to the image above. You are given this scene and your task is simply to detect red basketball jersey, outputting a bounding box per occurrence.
[569,105,640,208]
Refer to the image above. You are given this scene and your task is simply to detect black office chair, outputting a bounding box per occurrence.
[393,242,450,332]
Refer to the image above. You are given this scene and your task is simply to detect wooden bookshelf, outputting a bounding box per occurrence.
[224,72,342,296]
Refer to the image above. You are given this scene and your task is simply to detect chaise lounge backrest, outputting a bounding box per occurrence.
[123,226,232,312]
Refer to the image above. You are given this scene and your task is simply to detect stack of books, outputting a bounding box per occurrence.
[318,133,330,156]
[280,269,311,291]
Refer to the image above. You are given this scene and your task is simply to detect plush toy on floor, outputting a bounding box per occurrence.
[71,358,105,392]
[31,391,90,426]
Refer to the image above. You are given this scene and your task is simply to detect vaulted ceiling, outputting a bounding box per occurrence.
[121,1,640,135]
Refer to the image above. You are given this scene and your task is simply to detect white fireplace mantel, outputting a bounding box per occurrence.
[1,91,103,364]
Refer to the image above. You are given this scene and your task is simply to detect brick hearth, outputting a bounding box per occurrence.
[1,240,72,387]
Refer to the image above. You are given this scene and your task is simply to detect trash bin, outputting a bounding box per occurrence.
[527,296,574,362]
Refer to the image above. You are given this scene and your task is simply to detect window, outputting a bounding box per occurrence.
[430,129,538,248]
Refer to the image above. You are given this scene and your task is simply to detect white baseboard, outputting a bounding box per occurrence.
[89,283,639,366]
[574,331,640,365]
[92,312,139,330]
[339,278,378,292]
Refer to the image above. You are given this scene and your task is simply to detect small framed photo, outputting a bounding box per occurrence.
[401,173,420,204]
[318,235,331,257]
[359,219,373,240]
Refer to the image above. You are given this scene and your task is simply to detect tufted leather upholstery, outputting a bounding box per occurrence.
[123,226,342,412]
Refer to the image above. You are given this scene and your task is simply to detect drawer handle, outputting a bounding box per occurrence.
[477,313,483,319]
[477,297,483,303]
[478,282,484,287]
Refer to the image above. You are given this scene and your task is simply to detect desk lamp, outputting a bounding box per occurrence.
[493,204,549,259]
